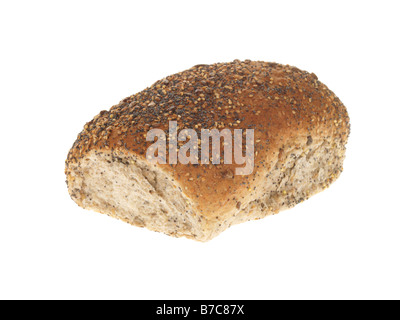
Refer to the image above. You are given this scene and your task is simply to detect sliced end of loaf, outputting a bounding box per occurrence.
[66,151,212,241]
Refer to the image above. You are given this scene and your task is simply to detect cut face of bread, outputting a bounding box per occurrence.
[66,135,346,242]
[68,151,205,239]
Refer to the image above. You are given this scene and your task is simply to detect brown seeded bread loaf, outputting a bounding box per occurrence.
[65,59,350,241]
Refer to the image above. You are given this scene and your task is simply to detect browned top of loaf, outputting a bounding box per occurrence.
[66,60,350,218]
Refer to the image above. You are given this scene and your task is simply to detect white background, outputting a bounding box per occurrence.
[1,0,399,300]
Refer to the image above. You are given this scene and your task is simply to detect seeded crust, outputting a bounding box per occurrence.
[65,60,350,241]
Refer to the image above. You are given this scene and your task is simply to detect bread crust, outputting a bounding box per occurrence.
[66,60,350,236]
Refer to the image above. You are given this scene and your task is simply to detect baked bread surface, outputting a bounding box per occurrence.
[65,60,350,241]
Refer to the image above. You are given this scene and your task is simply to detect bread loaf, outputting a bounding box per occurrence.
[65,60,350,241]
